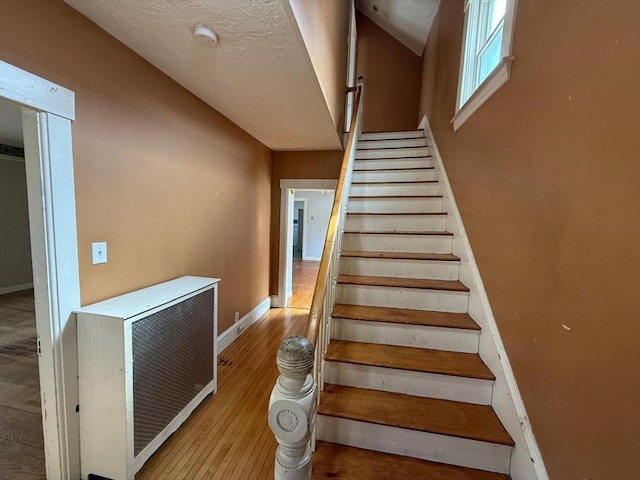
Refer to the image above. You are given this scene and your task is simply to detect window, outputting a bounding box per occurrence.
[453,0,517,130]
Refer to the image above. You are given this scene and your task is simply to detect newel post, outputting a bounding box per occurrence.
[268,336,317,480]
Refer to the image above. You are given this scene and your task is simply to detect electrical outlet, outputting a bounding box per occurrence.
[236,323,246,335]
[92,242,107,264]
[234,311,240,323]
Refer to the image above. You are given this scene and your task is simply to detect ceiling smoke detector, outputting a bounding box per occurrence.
[193,25,218,46]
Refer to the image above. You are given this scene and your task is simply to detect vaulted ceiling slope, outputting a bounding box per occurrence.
[64,0,342,150]
[356,0,440,56]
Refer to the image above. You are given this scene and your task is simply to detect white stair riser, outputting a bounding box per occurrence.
[345,214,446,232]
[324,362,492,405]
[339,257,458,281]
[336,284,469,313]
[355,148,430,159]
[352,170,436,183]
[354,158,433,170]
[342,233,453,254]
[350,183,440,197]
[359,131,424,141]
[316,416,512,474]
[357,138,428,149]
[331,318,479,353]
[347,198,443,214]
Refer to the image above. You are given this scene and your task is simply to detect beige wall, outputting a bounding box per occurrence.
[288,0,350,134]
[269,151,343,294]
[420,1,640,478]
[0,0,272,334]
[0,157,32,289]
[356,11,422,132]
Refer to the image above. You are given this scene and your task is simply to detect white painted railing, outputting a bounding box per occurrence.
[268,78,364,479]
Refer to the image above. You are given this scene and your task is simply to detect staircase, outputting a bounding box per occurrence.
[313,130,514,479]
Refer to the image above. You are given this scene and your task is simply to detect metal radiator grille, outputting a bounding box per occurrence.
[132,289,214,456]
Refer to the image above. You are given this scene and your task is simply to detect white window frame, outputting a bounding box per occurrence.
[452,0,518,131]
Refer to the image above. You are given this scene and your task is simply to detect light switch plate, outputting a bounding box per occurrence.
[92,242,107,264]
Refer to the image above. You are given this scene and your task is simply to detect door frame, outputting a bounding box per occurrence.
[0,60,81,479]
[275,179,337,308]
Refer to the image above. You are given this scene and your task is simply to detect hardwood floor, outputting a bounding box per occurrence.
[0,290,45,480]
[136,308,308,480]
[288,260,319,309]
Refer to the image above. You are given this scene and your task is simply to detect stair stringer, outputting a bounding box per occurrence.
[419,116,549,480]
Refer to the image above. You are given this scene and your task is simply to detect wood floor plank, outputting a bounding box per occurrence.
[318,385,514,446]
[326,341,494,380]
[312,441,509,480]
[0,291,45,479]
[337,275,470,292]
[331,304,480,330]
[289,260,319,309]
[0,436,45,480]
[0,406,44,449]
[340,251,459,261]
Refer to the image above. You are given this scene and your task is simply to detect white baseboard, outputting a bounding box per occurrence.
[419,114,548,480]
[0,282,34,295]
[302,255,321,261]
[217,297,271,354]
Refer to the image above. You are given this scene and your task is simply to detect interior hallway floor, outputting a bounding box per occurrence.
[136,307,308,479]
[288,259,320,310]
[0,289,45,480]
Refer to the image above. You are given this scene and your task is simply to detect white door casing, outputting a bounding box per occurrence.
[0,60,80,479]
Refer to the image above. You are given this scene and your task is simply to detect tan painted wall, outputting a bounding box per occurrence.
[420,1,640,478]
[288,0,350,134]
[269,151,342,294]
[0,157,32,289]
[0,0,272,334]
[355,11,422,132]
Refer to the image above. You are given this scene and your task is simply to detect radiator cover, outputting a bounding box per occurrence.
[132,289,214,456]
[77,276,219,480]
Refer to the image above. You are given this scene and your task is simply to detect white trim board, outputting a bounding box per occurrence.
[1,61,81,479]
[217,297,271,354]
[275,179,338,308]
[0,60,75,120]
[419,115,548,480]
[0,282,34,296]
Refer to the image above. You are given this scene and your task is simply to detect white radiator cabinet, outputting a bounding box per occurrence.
[76,276,220,480]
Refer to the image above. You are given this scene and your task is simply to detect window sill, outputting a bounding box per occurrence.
[452,57,514,131]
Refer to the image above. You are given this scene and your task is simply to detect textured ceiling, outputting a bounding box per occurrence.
[64,0,341,150]
[356,0,440,56]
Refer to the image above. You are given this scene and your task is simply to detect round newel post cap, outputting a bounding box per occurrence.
[276,336,314,376]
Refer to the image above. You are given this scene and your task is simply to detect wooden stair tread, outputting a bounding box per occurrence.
[351,180,438,184]
[349,195,443,199]
[332,304,480,330]
[356,146,429,151]
[312,441,510,480]
[340,250,459,261]
[326,340,494,380]
[346,212,446,216]
[338,275,470,292]
[353,167,434,172]
[343,230,453,236]
[318,384,514,446]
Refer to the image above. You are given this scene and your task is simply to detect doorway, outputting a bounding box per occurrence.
[0,99,45,477]
[0,60,81,479]
[277,181,336,310]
